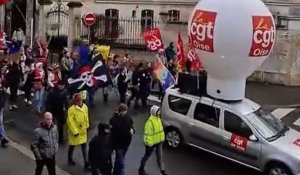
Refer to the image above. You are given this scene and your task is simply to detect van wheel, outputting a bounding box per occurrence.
[165,128,182,148]
[266,163,292,175]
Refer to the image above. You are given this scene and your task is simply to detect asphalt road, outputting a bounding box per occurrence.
[3,82,300,175]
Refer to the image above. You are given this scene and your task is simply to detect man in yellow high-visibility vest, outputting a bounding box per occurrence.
[138,105,168,175]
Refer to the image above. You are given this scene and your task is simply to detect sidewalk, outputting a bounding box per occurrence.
[0,140,70,175]
[0,145,38,175]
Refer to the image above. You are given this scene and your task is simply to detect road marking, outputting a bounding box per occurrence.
[271,108,296,120]
[147,95,161,103]
[294,118,300,127]
[8,139,70,175]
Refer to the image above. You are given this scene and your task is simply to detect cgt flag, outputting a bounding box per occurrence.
[153,60,175,92]
[143,27,164,52]
[187,35,203,72]
[67,53,111,92]
[176,32,185,72]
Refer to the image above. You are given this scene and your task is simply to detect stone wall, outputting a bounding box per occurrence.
[248,30,300,86]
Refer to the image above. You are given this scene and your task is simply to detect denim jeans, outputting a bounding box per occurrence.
[0,109,6,139]
[113,149,128,175]
[33,87,45,112]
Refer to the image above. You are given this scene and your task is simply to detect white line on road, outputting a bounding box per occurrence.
[8,139,70,175]
[147,95,161,103]
[271,108,296,120]
[294,118,300,127]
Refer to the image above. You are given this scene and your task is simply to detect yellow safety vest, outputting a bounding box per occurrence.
[144,115,165,147]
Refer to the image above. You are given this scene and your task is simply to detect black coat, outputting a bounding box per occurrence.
[23,72,34,92]
[0,87,5,109]
[140,69,151,90]
[117,73,128,94]
[131,70,142,86]
[46,87,68,122]
[6,64,22,88]
[88,135,112,167]
[109,113,134,149]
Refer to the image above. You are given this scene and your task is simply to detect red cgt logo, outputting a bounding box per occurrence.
[249,16,275,57]
[189,9,217,53]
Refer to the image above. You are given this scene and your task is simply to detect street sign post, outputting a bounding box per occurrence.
[83,12,96,44]
[83,12,96,26]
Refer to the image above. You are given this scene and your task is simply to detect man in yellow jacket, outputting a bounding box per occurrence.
[67,93,90,171]
[138,105,168,175]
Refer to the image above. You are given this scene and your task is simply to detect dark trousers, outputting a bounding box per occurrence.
[127,88,140,108]
[35,157,56,175]
[113,148,128,175]
[140,89,150,107]
[24,85,32,101]
[9,86,18,105]
[57,122,64,143]
[139,143,165,172]
[91,163,112,175]
[68,143,88,163]
[119,92,126,104]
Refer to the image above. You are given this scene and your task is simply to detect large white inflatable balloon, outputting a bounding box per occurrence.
[188,0,275,101]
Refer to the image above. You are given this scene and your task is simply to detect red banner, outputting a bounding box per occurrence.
[0,0,9,5]
[187,35,203,72]
[143,27,164,52]
[176,32,185,72]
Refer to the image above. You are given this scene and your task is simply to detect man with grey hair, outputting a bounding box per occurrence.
[31,112,58,175]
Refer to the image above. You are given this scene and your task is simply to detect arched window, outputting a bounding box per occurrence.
[168,10,180,22]
[141,9,154,31]
[105,9,119,38]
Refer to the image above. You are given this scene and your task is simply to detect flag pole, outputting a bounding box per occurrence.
[197,71,200,90]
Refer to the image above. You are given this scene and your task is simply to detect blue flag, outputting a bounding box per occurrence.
[6,41,20,55]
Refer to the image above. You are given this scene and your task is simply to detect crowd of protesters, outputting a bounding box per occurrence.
[0,32,189,175]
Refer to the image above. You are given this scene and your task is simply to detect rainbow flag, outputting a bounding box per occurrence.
[153,61,175,92]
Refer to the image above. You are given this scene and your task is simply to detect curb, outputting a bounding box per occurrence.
[8,139,71,175]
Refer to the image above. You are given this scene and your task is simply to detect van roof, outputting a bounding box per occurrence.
[166,87,261,116]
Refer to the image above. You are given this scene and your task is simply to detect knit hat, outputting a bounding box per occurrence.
[117,103,128,113]
[72,93,82,105]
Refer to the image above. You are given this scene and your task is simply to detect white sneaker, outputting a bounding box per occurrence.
[24,99,28,103]
[9,105,13,111]
[12,105,18,109]
[27,101,32,105]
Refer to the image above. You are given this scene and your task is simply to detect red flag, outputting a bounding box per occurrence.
[0,0,9,5]
[143,27,164,52]
[187,35,203,72]
[176,32,185,72]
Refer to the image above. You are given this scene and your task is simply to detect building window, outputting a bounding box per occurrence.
[141,9,154,31]
[132,10,136,18]
[168,10,180,22]
[105,9,119,38]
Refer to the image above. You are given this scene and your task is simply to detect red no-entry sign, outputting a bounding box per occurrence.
[83,12,96,26]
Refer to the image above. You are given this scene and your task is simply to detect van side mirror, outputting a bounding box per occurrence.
[249,135,258,142]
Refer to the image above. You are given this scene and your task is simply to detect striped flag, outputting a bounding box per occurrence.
[153,60,175,91]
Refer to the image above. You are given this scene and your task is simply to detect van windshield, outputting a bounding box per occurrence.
[245,108,287,141]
